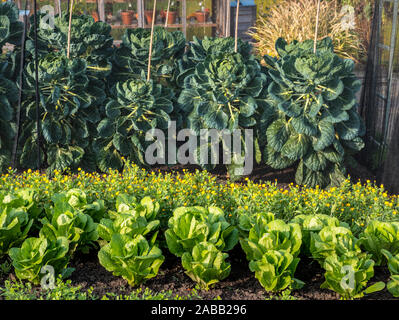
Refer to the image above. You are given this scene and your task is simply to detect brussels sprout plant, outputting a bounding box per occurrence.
[263,38,365,188]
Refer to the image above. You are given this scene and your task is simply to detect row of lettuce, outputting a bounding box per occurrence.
[1,2,365,188]
[1,182,399,300]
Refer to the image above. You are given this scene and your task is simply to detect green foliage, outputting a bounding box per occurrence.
[181,241,231,290]
[310,225,361,265]
[381,249,399,297]
[0,61,18,172]
[112,26,185,85]
[26,13,113,73]
[0,1,22,48]
[57,188,106,223]
[291,214,349,257]
[97,196,160,243]
[358,221,399,266]
[165,206,236,289]
[239,213,303,292]
[249,250,304,292]
[263,37,365,188]
[240,217,302,261]
[98,233,164,287]
[0,191,37,258]
[320,253,385,300]
[178,51,267,133]
[94,77,174,170]
[20,53,106,173]
[0,277,95,300]
[165,206,238,257]
[9,236,73,285]
[40,191,99,254]
[237,211,275,238]
[0,204,32,259]
[177,49,270,175]
[175,36,253,87]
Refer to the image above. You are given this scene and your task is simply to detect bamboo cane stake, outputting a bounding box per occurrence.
[147,0,157,82]
[67,0,74,59]
[234,0,240,52]
[164,0,170,28]
[313,0,321,54]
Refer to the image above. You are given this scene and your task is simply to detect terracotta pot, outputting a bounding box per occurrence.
[165,11,177,25]
[145,10,156,24]
[91,10,99,22]
[194,10,209,23]
[121,10,134,25]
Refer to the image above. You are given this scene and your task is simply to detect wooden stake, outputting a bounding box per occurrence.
[164,0,170,28]
[234,0,240,52]
[67,0,74,59]
[313,0,321,54]
[147,0,157,82]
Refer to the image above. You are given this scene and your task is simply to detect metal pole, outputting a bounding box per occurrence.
[12,0,29,168]
[33,0,41,170]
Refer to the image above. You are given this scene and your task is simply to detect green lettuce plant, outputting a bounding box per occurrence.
[98,196,160,243]
[382,249,399,297]
[237,211,275,238]
[263,37,365,188]
[165,206,238,257]
[321,253,385,300]
[0,205,33,258]
[113,195,160,222]
[40,192,98,254]
[98,233,164,287]
[249,250,304,292]
[94,76,174,170]
[240,219,302,261]
[358,220,399,266]
[291,214,349,257]
[53,188,106,223]
[9,236,73,284]
[181,241,231,290]
[0,189,43,233]
[97,196,160,244]
[310,225,361,265]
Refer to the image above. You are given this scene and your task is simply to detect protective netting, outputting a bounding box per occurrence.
[359,0,399,192]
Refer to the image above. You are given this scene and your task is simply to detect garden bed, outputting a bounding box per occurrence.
[0,162,398,300]
[0,247,395,300]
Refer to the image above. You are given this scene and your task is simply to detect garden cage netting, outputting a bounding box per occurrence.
[359,0,399,193]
